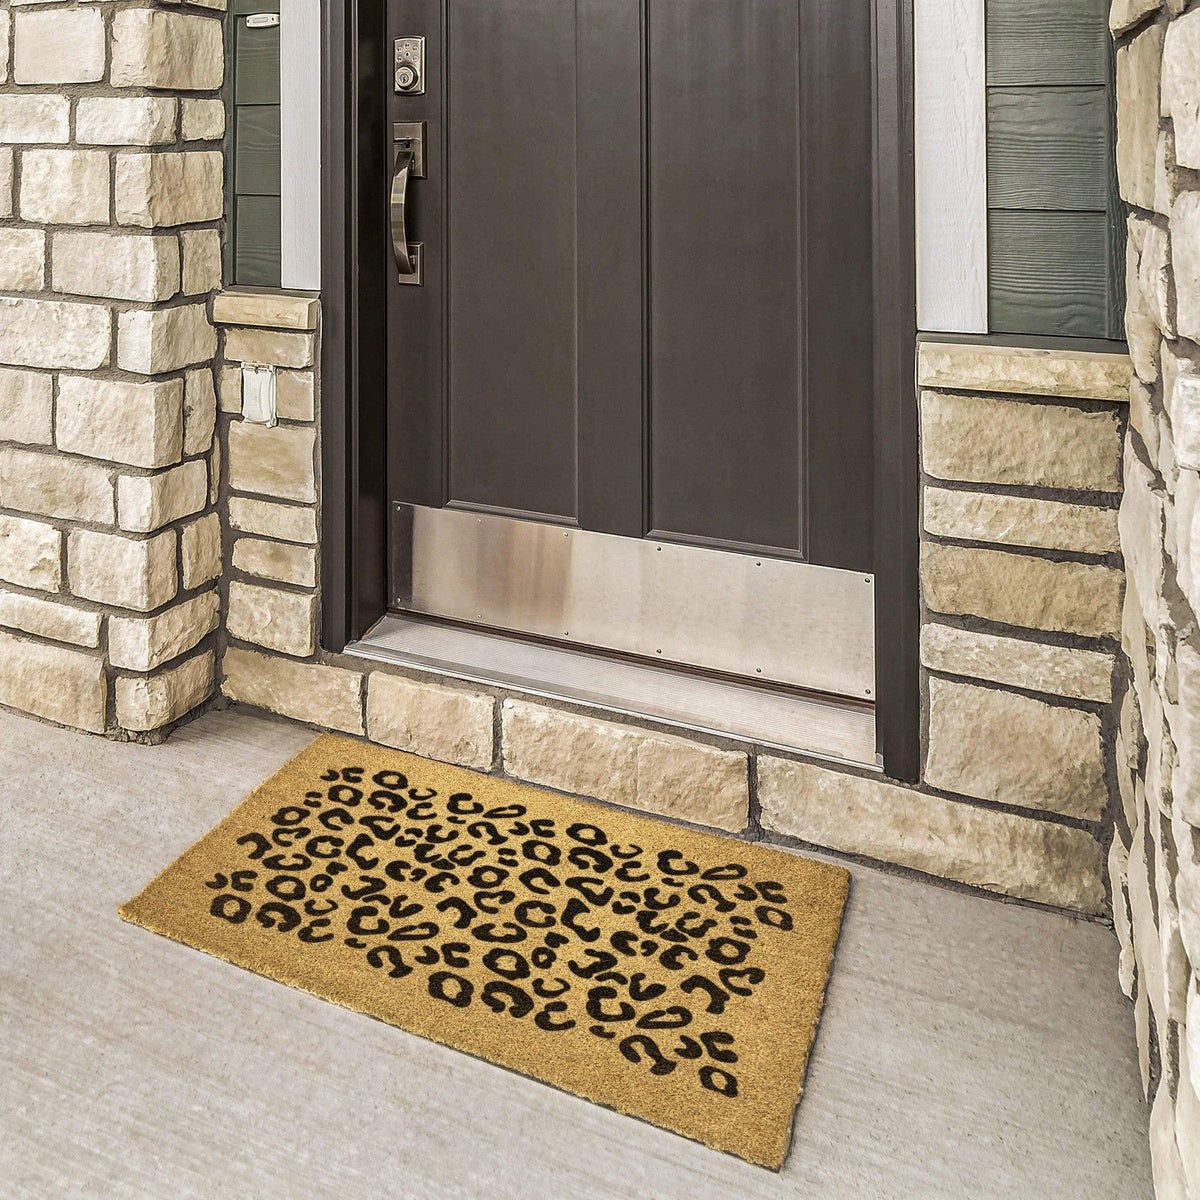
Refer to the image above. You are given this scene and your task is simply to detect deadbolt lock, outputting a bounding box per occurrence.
[394,37,425,95]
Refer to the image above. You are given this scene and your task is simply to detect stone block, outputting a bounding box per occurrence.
[367,673,494,769]
[181,229,222,295]
[277,371,315,422]
[925,678,1108,821]
[76,97,178,147]
[180,513,221,590]
[52,231,180,304]
[0,590,100,648]
[0,368,51,445]
[116,651,215,734]
[183,369,217,456]
[1117,23,1166,211]
[0,149,12,218]
[13,9,105,85]
[0,447,114,524]
[68,529,177,613]
[222,646,365,735]
[502,700,749,833]
[109,591,219,673]
[19,149,109,225]
[115,151,224,228]
[0,298,109,371]
[0,514,59,592]
[181,99,225,142]
[1120,446,1167,610]
[920,390,1122,492]
[1171,191,1200,342]
[227,422,316,503]
[227,581,316,658]
[224,327,315,369]
[917,342,1133,402]
[0,228,43,291]
[117,460,208,534]
[921,623,1116,703]
[117,303,216,375]
[232,537,317,588]
[227,496,318,543]
[0,93,69,144]
[56,376,183,470]
[921,543,1122,638]
[213,290,319,331]
[1164,8,1200,169]
[923,486,1120,555]
[0,630,105,733]
[758,757,1106,914]
[110,10,224,92]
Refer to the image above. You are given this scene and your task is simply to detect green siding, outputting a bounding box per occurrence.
[985,0,1123,339]
[229,2,281,288]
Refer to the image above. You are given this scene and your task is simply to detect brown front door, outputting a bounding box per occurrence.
[383,0,876,696]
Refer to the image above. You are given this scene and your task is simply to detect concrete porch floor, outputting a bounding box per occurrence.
[0,706,1153,1200]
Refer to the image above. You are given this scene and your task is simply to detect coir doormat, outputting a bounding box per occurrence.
[121,735,849,1168]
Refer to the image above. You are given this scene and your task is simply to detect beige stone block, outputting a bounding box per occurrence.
[0,228,43,291]
[1117,23,1166,212]
[217,364,242,414]
[276,371,315,422]
[1171,192,1200,343]
[213,289,319,331]
[227,581,316,657]
[117,460,207,534]
[68,528,177,613]
[1111,0,1166,37]
[110,10,224,92]
[0,630,105,733]
[227,422,316,503]
[0,513,60,592]
[367,673,494,769]
[0,590,99,648]
[921,624,1116,704]
[920,390,1122,492]
[56,376,183,470]
[115,151,224,229]
[1164,9,1200,169]
[502,699,749,832]
[13,9,105,84]
[0,368,51,445]
[182,369,217,457]
[52,231,179,304]
[921,543,1121,638]
[222,646,365,735]
[117,303,216,375]
[117,650,214,734]
[232,537,316,587]
[224,327,315,369]
[0,447,114,524]
[758,757,1104,913]
[19,149,109,225]
[925,678,1108,821]
[1150,1080,1190,1200]
[228,496,317,544]
[109,590,219,673]
[180,513,221,590]
[0,298,109,371]
[0,149,12,219]
[917,342,1133,403]
[923,486,1120,555]
[181,98,225,142]
[76,97,178,148]
[0,93,69,144]
[181,229,222,296]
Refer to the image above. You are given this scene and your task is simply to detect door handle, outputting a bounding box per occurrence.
[391,122,425,286]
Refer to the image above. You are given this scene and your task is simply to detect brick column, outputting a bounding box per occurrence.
[0,1,225,737]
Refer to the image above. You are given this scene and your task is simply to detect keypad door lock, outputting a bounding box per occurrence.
[395,37,425,94]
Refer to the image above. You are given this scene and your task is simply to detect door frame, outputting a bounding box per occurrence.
[318,0,919,782]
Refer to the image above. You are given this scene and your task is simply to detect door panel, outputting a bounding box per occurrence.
[447,2,580,520]
[647,0,802,552]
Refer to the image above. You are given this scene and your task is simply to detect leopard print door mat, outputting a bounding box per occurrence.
[120,734,849,1169]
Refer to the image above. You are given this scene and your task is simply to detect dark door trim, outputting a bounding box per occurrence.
[319,0,919,781]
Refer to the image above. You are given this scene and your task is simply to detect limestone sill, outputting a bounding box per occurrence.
[213,287,320,332]
[918,340,1132,404]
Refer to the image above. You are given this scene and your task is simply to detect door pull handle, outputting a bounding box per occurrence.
[392,122,425,286]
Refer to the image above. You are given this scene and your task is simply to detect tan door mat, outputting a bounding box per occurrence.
[121,734,849,1169]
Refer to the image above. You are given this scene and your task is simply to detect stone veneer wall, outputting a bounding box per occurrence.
[0,0,225,737]
[213,290,1131,921]
[1110,1,1200,1195]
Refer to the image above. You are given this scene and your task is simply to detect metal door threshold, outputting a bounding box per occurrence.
[346,615,880,769]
